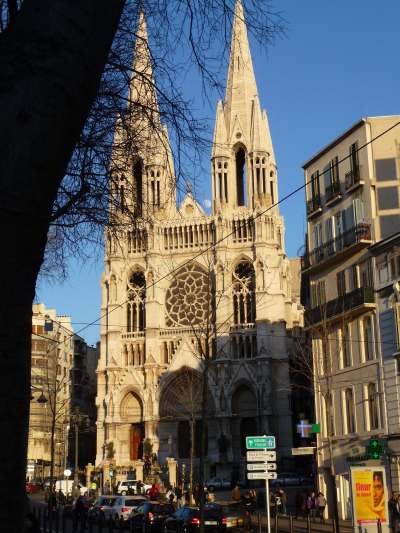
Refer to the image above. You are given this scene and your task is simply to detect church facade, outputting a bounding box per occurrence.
[96,0,302,480]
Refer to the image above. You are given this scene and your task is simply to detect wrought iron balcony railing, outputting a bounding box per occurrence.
[301,223,371,271]
[345,167,361,190]
[305,287,375,326]
[306,195,322,216]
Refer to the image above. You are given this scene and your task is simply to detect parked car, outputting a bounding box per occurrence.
[117,480,152,495]
[88,496,118,523]
[110,495,148,525]
[129,501,175,533]
[26,481,42,494]
[206,502,251,530]
[163,506,221,533]
[204,478,231,491]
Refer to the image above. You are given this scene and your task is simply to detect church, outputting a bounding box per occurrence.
[95,0,303,481]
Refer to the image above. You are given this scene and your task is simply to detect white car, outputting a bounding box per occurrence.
[109,495,148,524]
[205,477,231,490]
[117,480,152,495]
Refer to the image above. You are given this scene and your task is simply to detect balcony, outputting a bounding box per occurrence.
[345,167,364,193]
[305,287,375,327]
[325,180,342,206]
[301,223,371,273]
[307,196,322,218]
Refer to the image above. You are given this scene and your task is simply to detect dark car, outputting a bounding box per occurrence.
[163,506,221,533]
[129,501,175,533]
[206,502,251,530]
[88,496,117,524]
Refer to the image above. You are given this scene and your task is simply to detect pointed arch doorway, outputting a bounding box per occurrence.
[121,392,144,460]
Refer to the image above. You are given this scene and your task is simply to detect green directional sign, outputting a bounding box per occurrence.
[246,435,276,450]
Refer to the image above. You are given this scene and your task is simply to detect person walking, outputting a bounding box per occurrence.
[231,484,241,503]
[316,492,326,522]
[149,482,160,500]
[306,492,316,519]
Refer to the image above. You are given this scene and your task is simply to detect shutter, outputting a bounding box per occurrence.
[353,199,365,225]
[395,303,400,351]
[379,309,397,359]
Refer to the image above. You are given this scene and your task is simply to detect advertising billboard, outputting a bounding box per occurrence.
[350,466,388,525]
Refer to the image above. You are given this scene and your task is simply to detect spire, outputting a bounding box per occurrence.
[224,0,258,141]
[212,100,228,157]
[129,10,158,118]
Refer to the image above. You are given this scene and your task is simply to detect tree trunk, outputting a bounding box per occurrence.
[0,1,125,530]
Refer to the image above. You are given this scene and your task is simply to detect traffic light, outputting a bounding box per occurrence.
[366,438,384,460]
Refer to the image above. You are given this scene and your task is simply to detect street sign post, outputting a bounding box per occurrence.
[246,435,276,449]
[291,447,316,456]
[246,435,276,533]
[247,472,278,481]
[247,462,277,471]
[246,450,276,462]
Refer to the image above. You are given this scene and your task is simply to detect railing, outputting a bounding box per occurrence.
[345,167,361,190]
[121,331,145,339]
[325,180,341,202]
[162,221,214,251]
[306,195,322,216]
[301,223,371,270]
[305,287,375,325]
[231,217,254,243]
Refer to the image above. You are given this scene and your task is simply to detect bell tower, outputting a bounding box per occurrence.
[211,0,278,214]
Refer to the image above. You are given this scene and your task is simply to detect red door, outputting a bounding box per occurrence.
[130,424,143,460]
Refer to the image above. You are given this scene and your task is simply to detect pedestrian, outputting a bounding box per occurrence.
[278,487,287,515]
[306,492,316,520]
[149,482,160,500]
[207,487,216,503]
[73,495,88,532]
[57,488,66,507]
[231,484,241,502]
[316,492,326,522]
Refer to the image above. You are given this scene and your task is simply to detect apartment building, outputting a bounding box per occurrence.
[302,116,400,519]
[27,304,74,481]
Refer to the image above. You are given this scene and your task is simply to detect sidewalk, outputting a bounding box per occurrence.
[252,513,353,533]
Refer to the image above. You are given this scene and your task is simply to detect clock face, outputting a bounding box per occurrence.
[165,263,210,327]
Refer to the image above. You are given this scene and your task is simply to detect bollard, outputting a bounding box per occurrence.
[378,519,382,533]
[289,515,293,533]
[274,513,278,533]
[333,518,338,533]
[55,508,60,533]
[98,517,103,533]
[307,515,311,533]
[258,511,261,533]
[108,518,113,533]
[130,518,133,533]
[62,510,66,533]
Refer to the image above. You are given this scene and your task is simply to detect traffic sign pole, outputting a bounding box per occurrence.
[265,447,271,533]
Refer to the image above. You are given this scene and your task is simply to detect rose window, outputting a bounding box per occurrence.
[165,263,210,327]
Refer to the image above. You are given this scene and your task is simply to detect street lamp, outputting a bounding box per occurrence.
[70,407,90,495]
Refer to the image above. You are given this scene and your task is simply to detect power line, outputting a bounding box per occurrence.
[31,118,400,356]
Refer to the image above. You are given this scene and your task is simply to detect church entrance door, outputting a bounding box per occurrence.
[130,423,144,460]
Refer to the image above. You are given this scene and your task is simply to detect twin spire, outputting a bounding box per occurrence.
[213,0,275,162]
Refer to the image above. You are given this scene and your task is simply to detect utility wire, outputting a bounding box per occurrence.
[30,118,400,356]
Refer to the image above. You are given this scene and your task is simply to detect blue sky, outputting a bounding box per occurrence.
[36,0,400,345]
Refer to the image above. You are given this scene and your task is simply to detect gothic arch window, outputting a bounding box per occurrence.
[110,275,117,303]
[235,147,246,206]
[127,271,146,332]
[165,263,211,327]
[133,159,143,215]
[232,260,256,325]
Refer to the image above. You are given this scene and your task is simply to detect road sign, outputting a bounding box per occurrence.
[247,462,277,471]
[246,435,276,450]
[64,469,72,477]
[292,447,315,456]
[247,472,278,480]
[247,450,276,462]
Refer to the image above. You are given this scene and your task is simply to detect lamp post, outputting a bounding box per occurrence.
[70,407,89,496]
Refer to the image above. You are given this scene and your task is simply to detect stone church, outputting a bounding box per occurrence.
[96,0,303,480]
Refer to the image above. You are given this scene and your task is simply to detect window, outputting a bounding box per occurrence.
[375,158,397,181]
[342,325,351,367]
[232,261,255,325]
[359,259,373,288]
[127,271,146,333]
[321,337,330,375]
[311,171,320,203]
[236,148,246,206]
[348,264,358,291]
[377,187,399,210]
[381,215,400,240]
[337,270,346,297]
[367,383,379,430]
[363,316,374,361]
[345,388,355,433]
[350,142,359,179]
[311,280,326,308]
[377,257,389,284]
[133,159,143,215]
[324,393,334,437]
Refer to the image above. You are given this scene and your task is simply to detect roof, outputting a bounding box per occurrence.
[302,119,365,169]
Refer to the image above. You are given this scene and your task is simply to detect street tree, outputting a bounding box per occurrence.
[0,1,282,529]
